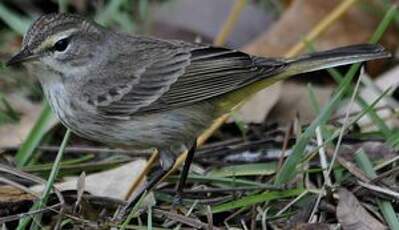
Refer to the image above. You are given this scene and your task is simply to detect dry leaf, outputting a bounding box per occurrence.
[337,188,386,230]
[292,223,332,230]
[338,141,397,162]
[267,82,334,124]
[0,185,35,217]
[233,83,281,123]
[0,185,35,203]
[31,160,152,202]
[244,0,396,56]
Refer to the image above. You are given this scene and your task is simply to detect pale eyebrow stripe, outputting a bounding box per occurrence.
[33,28,78,52]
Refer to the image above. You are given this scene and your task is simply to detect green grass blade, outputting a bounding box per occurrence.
[15,103,54,167]
[58,0,68,13]
[369,5,397,44]
[274,4,396,185]
[22,154,95,172]
[17,129,71,230]
[387,130,399,149]
[275,64,360,185]
[355,149,399,229]
[96,0,129,25]
[0,92,20,122]
[304,5,397,139]
[306,83,321,114]
[0,5,57,168]
[0,92,19,124]
[0,112,14,124]
[139,0,149,20]
[327,68,391,138]
[0,3,32,35]
[167,175,267,187]
[147,206,152,230]
[211,188,304,213]
[120,191,148,230]
[208,163,276,177]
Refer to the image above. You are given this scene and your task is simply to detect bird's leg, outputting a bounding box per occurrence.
[114,164,172,222]
[173,140,197,206]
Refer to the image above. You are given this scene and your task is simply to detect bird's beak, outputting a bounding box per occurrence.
[6,48,37,66]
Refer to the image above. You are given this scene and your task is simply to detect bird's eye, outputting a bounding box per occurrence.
[53,38,69,52]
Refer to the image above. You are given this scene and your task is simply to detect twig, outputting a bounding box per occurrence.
[274,190,308,217]
[358,181,399,201]
[2,146,151,157]
[308,188,324,223]
[214,0,247,46]
[277,122,294,171]
[0,163,65,207]
[124,149,159,200]
[315,127,332,186]
[284,0,359,57]
[153,209,210,230]
[0,177,39,198]
[372,166,399,183]
[0,203,62,224]
[195,194,233,205]
[261,207,269,230]
[327,68,363,177]
[172,200,199,230]
[241,219,249,230]
[329,105,394,122]
[333,155,370,183]
[206,205,214,230]
[159,184,286,194]
[374,154,399,171]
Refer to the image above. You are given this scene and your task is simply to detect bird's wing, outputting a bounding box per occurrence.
[84,42,286,117]
[136,47,287,113]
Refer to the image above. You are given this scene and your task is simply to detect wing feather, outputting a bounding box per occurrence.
[95,51,191,115]
[136,47,286,113]
[89,43,287,117]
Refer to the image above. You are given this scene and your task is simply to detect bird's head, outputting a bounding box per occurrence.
[7,13,106,80]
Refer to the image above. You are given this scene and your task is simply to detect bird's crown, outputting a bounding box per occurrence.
[23,13,99,53]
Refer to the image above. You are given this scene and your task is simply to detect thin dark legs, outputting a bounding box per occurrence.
[114,166,170,221]
[115,140,197,220]
[174,140,197,205]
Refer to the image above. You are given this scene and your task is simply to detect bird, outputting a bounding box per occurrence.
[7,13,390,219]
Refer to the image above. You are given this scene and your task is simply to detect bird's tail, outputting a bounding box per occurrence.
[281,44,390,77]
[219,44,390,111]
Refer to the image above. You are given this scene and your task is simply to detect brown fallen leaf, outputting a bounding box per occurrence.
[0,185,35,204]
[31,160,153,204]
[337,188,387,230]
[267,82,334,125]
[338,141,397,162]
[244,0,396,56]
[292,223,331,230]
[0,185,35,217]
